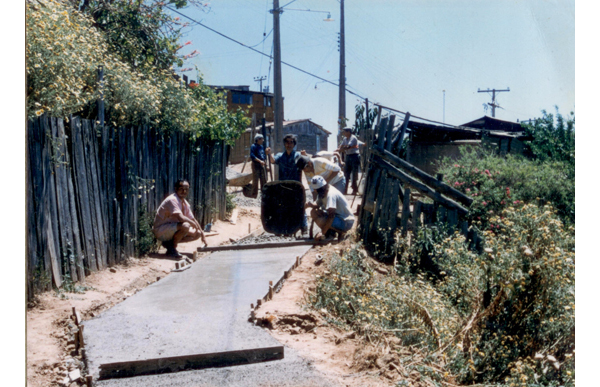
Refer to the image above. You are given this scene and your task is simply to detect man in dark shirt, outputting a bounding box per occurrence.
[268,134,308,234]
[250,134,269,198]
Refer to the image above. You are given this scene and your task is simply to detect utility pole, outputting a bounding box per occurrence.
[478,87,510,117]
[272,0,283,155]
[338,0,346,141]
[254,76,266,92]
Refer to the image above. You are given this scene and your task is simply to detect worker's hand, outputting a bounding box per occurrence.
[265,147,271,154]
[300,150,307,156]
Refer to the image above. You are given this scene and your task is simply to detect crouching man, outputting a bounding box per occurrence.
[305,176,354,241]
[153,179,207,258]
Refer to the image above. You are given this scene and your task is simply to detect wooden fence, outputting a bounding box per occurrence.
[358,112,478,259]
[26,115,228,299]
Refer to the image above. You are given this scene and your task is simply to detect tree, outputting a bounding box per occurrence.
[78,0,207,71]
[522,108,575,166]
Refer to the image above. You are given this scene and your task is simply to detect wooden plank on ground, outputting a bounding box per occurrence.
[198,239,339,252]
[99,346,284,380]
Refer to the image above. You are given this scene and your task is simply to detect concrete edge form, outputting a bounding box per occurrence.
[98,346,284,380]
[198,239,339,252]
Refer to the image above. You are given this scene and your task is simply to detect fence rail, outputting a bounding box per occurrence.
[26,115,228,299]
[358,112,479,259]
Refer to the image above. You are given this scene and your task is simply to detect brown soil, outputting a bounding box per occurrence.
[253,234,431,387]
[26,207,263,387]
[26,198,424,387]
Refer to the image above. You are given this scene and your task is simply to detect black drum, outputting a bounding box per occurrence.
[261,180,306,235]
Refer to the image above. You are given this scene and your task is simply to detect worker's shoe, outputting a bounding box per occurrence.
[166,247,183,258]
[300,227,309,238]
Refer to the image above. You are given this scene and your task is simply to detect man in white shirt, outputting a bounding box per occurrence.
[296,155,346,196]
[305,176,354,241]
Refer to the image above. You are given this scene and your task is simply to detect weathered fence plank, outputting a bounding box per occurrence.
[71,117,98,273]
[371,147,473,207]
[373,155,469,216]
[27,115,231,298]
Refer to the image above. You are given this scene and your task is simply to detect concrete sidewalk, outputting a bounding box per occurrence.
[84,244,335,385]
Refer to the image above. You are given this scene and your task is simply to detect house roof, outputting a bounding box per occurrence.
[407,119,526,143]
[245,119,331,135]
[206,85,274,97]
[460,116,523,132]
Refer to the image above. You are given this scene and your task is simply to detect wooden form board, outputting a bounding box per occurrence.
[99,346,284,380]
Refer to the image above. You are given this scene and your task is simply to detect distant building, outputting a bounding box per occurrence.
[207,85,277,122]
[229,119,331,164]
[405,117,528,174]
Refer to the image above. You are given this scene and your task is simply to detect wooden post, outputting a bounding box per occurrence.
[414,200,422,232]
[401,188,411,236]
[385,115,396,152]
[433,173,443,222]
[397,112,410,154]
[295,256,300,268]
[78,325,85,348]
[86,375,93,387]
[460,220,469,236]
[97,65,104,127]
[377,116,388,149]
[448,208,458,228]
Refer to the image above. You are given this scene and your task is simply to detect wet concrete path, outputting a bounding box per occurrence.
[83,245,335,386]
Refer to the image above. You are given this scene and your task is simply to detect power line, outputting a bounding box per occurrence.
[165,5,367,101]
[167,5,466,127]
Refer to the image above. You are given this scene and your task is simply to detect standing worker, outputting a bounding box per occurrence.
[250,134,269,198]
[268,134,308,235]
[337,127,361,195]
[153,179,207,258]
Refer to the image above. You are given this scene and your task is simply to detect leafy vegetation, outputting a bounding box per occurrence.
[136,205,159,257]
[437,149,574,228]
[26,0,249,142]
[312,107,575,386]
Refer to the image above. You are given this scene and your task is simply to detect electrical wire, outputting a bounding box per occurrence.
[165,5,367,101]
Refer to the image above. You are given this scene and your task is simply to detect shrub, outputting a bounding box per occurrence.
[26,0,249,143]
[313,203,574,386]
[437,148,574,227]
[136,205,158,256]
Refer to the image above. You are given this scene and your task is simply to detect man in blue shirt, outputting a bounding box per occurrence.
[250,134,269,198]
[268,134,308,234]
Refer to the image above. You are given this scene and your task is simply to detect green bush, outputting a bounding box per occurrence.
[313,203,574,386]
[437,148,574,227]
[136,205,158,256]
[26,0,249,143]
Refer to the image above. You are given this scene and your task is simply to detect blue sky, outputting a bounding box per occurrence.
[173,0,575,150]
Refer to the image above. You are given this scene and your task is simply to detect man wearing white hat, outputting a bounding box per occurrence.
[305,176,354,241]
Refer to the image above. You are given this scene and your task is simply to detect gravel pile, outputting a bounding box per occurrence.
[232,191,262,207]
[234,233,298,245]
